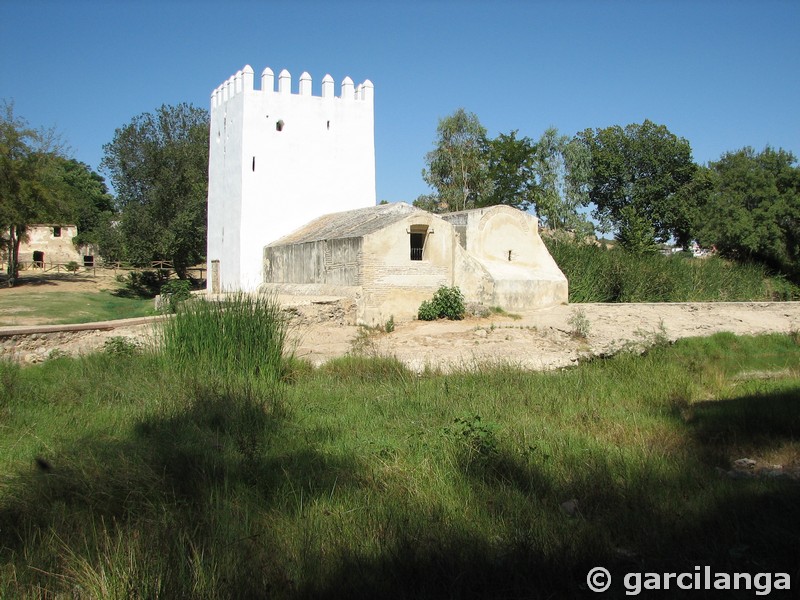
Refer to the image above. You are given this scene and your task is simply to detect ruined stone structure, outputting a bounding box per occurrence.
[262,203,568,324]
[6,224,93,267]
[206,65,375,292]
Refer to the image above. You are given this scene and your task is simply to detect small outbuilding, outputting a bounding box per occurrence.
[3,224,95,269]
[261,202,567,324]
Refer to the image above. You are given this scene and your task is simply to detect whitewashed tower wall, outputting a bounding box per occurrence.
[207,65,375,291]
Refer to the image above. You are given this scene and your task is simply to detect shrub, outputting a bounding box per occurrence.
[444,414,500,473]
[103,336,140,356]
[65,261,79,274]
[160,279,192,313]
[418,286,466,321]
[417,300,439,321]
[117,270,165,299]
[384,315,395,333]
[568,308,591,339]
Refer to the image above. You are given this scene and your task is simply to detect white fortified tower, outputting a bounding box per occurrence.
[206,65,375,292]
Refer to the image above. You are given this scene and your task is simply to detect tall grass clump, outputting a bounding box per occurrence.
[545,237,799,302]
[161,292,292,383]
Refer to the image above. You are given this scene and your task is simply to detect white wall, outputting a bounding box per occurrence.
[207,65,376,292]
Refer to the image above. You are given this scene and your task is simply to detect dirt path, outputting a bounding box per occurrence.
[3,294,798,370]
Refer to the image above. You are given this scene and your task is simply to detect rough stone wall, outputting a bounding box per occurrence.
[17,225,83,265]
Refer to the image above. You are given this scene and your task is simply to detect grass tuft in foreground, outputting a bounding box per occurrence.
[160,291,293,385]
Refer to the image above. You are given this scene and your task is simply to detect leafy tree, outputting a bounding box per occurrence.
[52,157,115,247]
[416,108,491,212]
[670,164,715,248]
[694,146,800,278]
[483,130,538,211]
[614,205,660,254]
[101,103,209,278]
[578,120,696,248]
[532,127,593,236]
[0,101,66,283]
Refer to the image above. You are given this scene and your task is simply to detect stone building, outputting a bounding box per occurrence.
[6,224,92,267]
[206,63,568,322]
[206,65,375,293]
[262,202,568,324]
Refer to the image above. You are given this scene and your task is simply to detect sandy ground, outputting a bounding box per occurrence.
[1,271,799,369]
[292,301,800,372]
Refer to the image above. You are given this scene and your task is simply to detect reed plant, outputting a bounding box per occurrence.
[160,292,292,384]
[545,237,799,302]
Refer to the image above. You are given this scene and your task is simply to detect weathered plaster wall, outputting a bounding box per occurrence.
[260,203,567,324]
[207,65,375,292]
[264,238,361,286]
[442,206,568,308]
[18,225,84,264]
[358,213,453,324]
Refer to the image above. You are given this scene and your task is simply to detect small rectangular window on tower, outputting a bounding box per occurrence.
[53,226,61,238]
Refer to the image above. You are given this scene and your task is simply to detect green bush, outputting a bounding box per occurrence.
[417,300,439,321]
[117,270,165,299]
[418,286,466,320]
[103,336,140,356]
[65,261,79,274]
[384,315,395,333]
[160,279,192,313]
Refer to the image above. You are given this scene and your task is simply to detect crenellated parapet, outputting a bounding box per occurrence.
[211,64,374,108]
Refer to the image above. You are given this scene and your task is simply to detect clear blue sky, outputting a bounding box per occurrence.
[2,0,798,204]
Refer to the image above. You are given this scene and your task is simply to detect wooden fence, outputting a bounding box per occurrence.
[14,260,206,281]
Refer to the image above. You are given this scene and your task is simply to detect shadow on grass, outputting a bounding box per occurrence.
[0,272,99,287]
[303,388,800,599]
[0,379,366,598]
[1,378,798,599]
[688,388,800,455]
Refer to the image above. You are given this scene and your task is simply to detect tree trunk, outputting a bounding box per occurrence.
[4,228,11,285]
[6,225,20,286]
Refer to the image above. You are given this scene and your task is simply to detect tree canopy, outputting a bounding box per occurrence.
[0,101,67,283]
[483,130,538,211]
[415,112,593,233]
[577,120,696,248]
[54,157,115,247]
[532,127,593,236]
[417,108,491,212]
[101,103,209,278]
[693,146,800,278]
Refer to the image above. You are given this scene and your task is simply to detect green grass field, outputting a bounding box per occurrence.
[1,295,798,598]
[0,289,155,326]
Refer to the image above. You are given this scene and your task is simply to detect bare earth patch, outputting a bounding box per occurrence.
[2,275,798,370]
[296,301,800,372]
